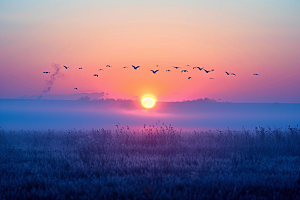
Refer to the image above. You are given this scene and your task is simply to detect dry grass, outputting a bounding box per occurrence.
[0,125,300,199]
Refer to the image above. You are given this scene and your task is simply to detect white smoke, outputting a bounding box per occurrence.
[38,64,64,99]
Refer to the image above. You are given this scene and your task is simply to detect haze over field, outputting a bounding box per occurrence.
[1,99,299,131]
[1,1,300,199]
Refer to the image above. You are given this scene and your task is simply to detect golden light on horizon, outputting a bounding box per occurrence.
[141,95,156,109]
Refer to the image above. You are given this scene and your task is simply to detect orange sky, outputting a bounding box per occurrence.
[0,0,300,102]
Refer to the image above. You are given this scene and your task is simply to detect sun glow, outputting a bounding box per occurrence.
[141,95,156,109]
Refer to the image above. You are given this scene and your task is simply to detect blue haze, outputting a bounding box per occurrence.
[0,99,299,130]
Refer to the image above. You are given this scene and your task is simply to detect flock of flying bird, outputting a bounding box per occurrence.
[43,64,259,90]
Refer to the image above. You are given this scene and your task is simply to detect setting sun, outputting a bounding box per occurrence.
[141,96,156,109]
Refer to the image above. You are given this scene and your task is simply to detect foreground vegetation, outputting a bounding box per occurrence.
[0,125,300,199]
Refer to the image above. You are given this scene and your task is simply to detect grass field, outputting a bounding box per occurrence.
[1,125,300,199]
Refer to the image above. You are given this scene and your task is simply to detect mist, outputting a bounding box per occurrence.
[1,99,299,131]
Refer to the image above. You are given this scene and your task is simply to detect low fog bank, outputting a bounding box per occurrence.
[18,92,108,100]
[0,99,299,131]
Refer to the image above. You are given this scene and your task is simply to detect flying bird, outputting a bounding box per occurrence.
[106,65,112,68]
[209,78,214,79]
[74,88,78,90]
[253,73,259,75]
[186,65,190,67]
[166,70,171,72]
[132,65,140,70]
[188,77,192,79]
[93,74,98,77]
[43,72,50,74]
[99,69,103,71]
[204,69,210,73]
[194,67,203,71]
[181,70,188,73]
[151,70,159,74]
[79,67,82,69]
[225,71,236,76]
[63,66,69,69]
[123,66,128,68]
[156,65,159,67]
[173,66,180,69]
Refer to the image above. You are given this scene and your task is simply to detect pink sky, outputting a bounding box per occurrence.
[0,0,300,102]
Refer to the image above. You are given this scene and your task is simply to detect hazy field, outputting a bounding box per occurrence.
[1,125,300,199]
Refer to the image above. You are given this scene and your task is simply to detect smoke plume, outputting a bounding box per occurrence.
[38,64,64,99]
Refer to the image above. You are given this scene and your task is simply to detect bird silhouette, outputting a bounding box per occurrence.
[151,70,159,74]
[106,65,112,68]
[156,65,159,67]
[132,65,140,70]
[225,71,230,75]
[209,78,214,79]
[253,73,259,75]
[231,73,236,76]
[99,69,103,71]
[186,65,190,67]
[204,69,210,73]
[74,88,78,90]
[181,70,188,73]
[173,66,180,69]
[188,77,192,79]
[93,74,98,77]
[211,69,215,72]
[63,66,69,69]
[193,67,203,71]
[43,72,50,74]
[123,66,128,68]
[79,67,82,69]
[166,70,171,72]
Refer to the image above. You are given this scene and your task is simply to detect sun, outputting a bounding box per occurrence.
[141,95,156,109]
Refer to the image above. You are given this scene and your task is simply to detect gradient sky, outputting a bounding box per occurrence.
[0,0,300,102]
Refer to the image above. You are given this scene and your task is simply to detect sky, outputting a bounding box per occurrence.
[0,0,300,103]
